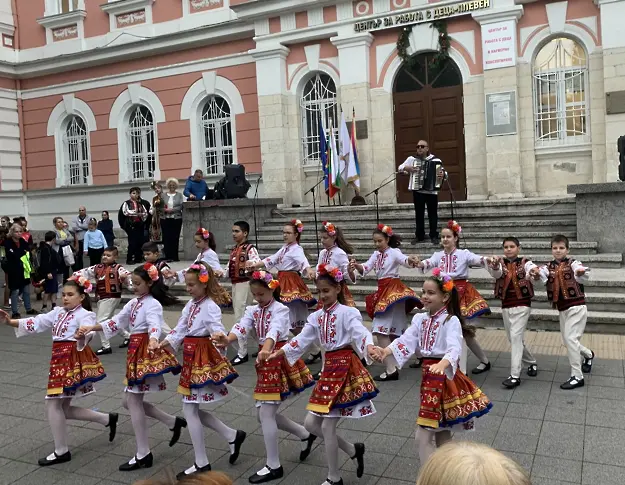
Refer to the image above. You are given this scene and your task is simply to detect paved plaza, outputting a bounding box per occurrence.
[1,315,625,485]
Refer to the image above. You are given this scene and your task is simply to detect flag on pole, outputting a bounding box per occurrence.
[328,119,342,197]
[349,107,361,191]
[338,111,352,187]
[319,116,330,195]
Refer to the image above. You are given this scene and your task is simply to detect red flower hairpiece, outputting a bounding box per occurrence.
[252,270,280,290]
[189,263,210,283]
[291,219,304,233]
[69,274,93,293]
[377,224,393,236]
[198,227,210,240]
[143,263,160,281]
[431,268,454,293]
[447,220,462,234]
[322,221,336,237]
[317,263,344,283]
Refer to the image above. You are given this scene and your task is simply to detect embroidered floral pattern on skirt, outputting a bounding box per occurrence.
[365,277,422,319]
[47,341,106,399]
[124,333,181,390]
[454,280,491,319]
[277,271,317,307]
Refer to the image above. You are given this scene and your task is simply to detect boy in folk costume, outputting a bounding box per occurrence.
[72,247,132,355]
[119,187,150,265]
[229,221,260,365]
[538,235,594,390]
[142,242,176,287]
[487,237,540,388]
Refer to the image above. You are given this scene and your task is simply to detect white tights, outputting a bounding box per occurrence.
[415,427,452,465]
[304,414,356,482]
[122,393,176,458]
[46,399,109,456]
[257,403,310,469]
[465,335,489,364]
[182,402,237,468]
[375,334,398,374]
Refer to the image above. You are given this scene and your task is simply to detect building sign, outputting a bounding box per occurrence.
[354,0,490,33]
[485,91,517,136]
[481,20,516,70]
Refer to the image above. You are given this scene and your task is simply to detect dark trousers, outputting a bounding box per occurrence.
[161,218,182,261]
[88,247,104,266]
[126,224,146,264]
[413,191,439,240]
[72,240,84,271]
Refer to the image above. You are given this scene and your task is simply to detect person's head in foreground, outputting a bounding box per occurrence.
[415,441,531,485]
[136,471,233,485]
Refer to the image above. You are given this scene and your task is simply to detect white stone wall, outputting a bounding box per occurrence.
[463,78,488,200]
[0,89,22,191]
[603,47,625,182]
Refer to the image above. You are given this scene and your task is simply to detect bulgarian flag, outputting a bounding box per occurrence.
[321,117,340,198]
[349,107,361,191]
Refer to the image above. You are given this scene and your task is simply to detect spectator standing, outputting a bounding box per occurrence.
[83,218,108,265]
[118,187,150,265]
[52,216,73,286]
[38,231,60,312]
[161,178,183,262]
[150,181,164,243]
[0,226,8,309]
[3,223,37,318]
[183,169,209,200]
[98,211,116,247]
[71,206,90,271]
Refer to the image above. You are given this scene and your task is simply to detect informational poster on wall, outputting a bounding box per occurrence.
[485,91,517,136]
[482,20,516,70]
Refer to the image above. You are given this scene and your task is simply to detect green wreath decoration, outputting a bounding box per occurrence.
[396,21,451,69]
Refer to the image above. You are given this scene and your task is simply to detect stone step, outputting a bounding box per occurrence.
[254,231,577,242]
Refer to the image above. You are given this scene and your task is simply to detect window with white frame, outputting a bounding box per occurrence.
[300,73,338,166]
[200,95,233,175]
[62,115,90,186]
[533,37,589,147]
[60,0,79,13]
[126,105,156,181]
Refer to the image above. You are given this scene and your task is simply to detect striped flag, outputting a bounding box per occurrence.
[328,119,342,197]
[319,117,339,198]
[349,107,361,191]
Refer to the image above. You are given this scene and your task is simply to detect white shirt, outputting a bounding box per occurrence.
[317,245,354,283]
[398,154,445,193]
[389,308,463,380]
[283,302,374,366]
[263,243,311,274]
[102,294,164,341]
[178,248,223,281]
[231,299,290,345]
[165,297,226,352]
[538,259,589,285]
[15,306,95,341]
[421,249,487,279]
[487,258,537,280]
[72,264,132,294]
[359,247,411,279]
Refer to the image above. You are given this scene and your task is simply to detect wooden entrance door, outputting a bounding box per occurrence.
[393,53,466,203]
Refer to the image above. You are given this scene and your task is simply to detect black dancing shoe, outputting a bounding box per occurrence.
[169,416,187,447]
[176,463,211,479]
[300,434,317,461]
[471,361,491,375]
[352,442,365,478]
[251,351,259,358]
[96,347,112,356]
[231,354,249,366]
[119,338,130,348]
[374,369,399,382]
[560,376,584,390]
[527,364,538,377]
[38,451,71,467]
[409,358,423,369]
[305,352,322,365]
[249,465,284,484]
[119,453,153,471]
[229,429,247,464]
[107,412,119,442]
[582,350,595,373]
[322,479,344,485]
[502,376,521,389]
[313,371,322,381]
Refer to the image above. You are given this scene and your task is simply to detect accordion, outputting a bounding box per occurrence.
[408,157,445,192]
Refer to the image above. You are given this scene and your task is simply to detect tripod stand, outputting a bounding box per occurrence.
[305,177,326,256]
[363,173,398,225]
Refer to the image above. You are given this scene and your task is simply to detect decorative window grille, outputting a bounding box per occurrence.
[533,37,589,147]
[62,115,90,186]
[127,105,156,181]
[200,95,233,175]
[300,73,338,166]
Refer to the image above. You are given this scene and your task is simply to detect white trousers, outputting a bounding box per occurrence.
[233,281,254,357]
[502,306,537,378]
[559,305,591,379]
[96,298,129,349]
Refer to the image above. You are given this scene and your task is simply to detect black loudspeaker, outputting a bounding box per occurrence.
[214,164,251,199]
[618,136,625,182]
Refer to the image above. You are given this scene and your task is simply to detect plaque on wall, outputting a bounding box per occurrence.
[485,91,517,136]
[355,120,368,140]
[606,91,625,115]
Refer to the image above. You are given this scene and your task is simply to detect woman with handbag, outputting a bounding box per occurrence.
[160,178,183,262]
[3,223,37,318]
[52,217,74,289]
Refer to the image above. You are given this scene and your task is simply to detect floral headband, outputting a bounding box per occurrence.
[143,263,160,282]
[447,220,462,234]
[189,263,210,283]
[317,263,344,283]
[150,181,162,191]
[322,221,336,237]
[291,219,304,233]
[252,270,280,290]
[431,268,454,293]
[198,227,210,240]
[69,275,93,294]
[377,223,393,236]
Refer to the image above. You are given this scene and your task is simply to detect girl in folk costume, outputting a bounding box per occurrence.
[167,228,224,280]
[0,277,118,467]
[75,265,186,472]
[269,265,373,485]
[415,220,493,375]
[212,272,317,484]
[371,270,492,465]
[348,224,422,382]
[247,219,317,335]
[158,262,247,479]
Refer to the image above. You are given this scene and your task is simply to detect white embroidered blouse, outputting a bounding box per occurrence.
[263,243,311,274]
[15,305,95,341]
[231,299,290,345]
[102,294,164,341]
[177,248,223,281]
[359,247,411,279]
[317,245,354,283]
[165,297,226,352]
[283,302,374,366]
[420,249,488,279]
[538,259,590,285]
[389,308,463,380]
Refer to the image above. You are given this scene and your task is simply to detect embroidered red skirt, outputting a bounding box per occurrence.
[307,349,378,414]
[365,277,422,319]
[418,358,492,429]
[177,336,238,396]
[125,333,181,387]
[277,271,317,307]
[254,341,315,401]
[316,282,356,310]
[47,341,106,396]
[455,280,491,320]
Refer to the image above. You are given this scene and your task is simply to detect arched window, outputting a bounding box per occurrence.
[533,37,589,147]
[126,105,156,181]
[300,73,338,166]
[62,115,90,186]
[200,95,233,175]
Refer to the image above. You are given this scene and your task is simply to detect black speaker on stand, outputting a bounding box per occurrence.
[214,164,252,199]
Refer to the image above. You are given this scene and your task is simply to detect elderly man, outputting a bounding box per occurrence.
[183,169,209,200]
[71,206,89,271]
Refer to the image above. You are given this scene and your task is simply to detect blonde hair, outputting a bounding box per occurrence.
[166,177,179,189]
[415,442,531,485]
[135,471,233,485]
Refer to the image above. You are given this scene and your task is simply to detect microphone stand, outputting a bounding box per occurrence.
[364,173,398,225]
[305,177,326,256]
[253,175,261,250]
[444,174,462,244]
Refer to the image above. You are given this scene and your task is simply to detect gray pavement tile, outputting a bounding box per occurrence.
[586,397,625,416]
[587,385,625,401]
[501,451,534,472]
[47,449,101,473]
[487,400,509,417]
[536,422,585,461]
[479,383,514,402]
[11,468,102,485]
[510,381,553,405]
[363,433,408,455]
[588,376,625,388]
[499,416,543,436]
[493,430,539,454]
[381,455,420,481]
[0,460,39,485]
[505,403,547,420]
[371,416,418,437]
[544,406,586,425]
[588,360,624,378]
[531,455,582,483]
[547,392,588,411]
[532,478,580,485]
[340,450,393,476]
[0,438,50,463]
[585,409,625,430]
[581,462,625,485]
[584,426,625,467]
